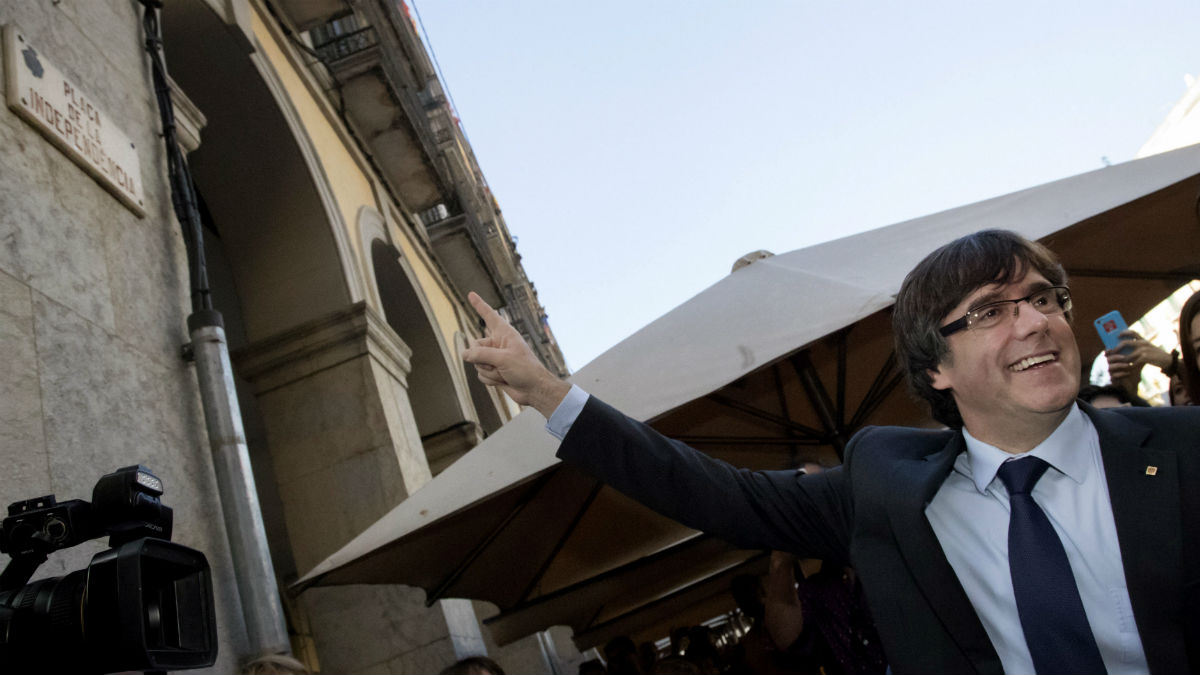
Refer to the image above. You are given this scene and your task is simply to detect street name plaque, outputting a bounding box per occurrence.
[3,24,146,217]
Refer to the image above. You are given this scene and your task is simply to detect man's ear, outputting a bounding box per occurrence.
[927,366,952,392]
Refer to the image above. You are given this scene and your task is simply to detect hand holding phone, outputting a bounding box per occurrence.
[1094,310,1131,354]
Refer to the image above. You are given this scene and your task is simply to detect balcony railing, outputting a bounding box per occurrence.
[313,25,378,63]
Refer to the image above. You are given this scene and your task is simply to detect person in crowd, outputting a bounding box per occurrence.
[1077,383,1147,408]
[728,572,811,675]
[439,655,506,675]
[464,229,1200,673]
[637,641,659,674]
[604,636,643,675]
[1168,374,1193,406]
[761,553,809,665]
[681,625,723,674]
[668,627,690,661]
[578,657,608,675]
[760,462,885,675]
[1175,289,1200,403]
[649,655,701,674]
[789,558,886,675]
[1105,289,1200,405]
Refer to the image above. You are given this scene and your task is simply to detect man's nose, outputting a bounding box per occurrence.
[1011,300,1050,334]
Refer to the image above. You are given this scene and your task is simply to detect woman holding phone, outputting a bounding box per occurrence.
[1106,289,1200,405]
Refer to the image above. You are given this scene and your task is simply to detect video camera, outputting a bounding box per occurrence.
[0,465,217,673]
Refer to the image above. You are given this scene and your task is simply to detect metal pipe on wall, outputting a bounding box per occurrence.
[139,1,293,661]
[189,309,292,657]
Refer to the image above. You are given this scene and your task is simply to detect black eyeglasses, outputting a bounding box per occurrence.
[939,286,1072,337]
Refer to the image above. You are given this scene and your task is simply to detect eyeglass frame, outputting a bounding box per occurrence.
[938,285,1072,337]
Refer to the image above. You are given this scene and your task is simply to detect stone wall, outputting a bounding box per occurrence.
[0,3,589,673]
[0,2,243,673]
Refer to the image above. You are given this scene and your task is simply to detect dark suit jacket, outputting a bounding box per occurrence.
[556,398,1200,674]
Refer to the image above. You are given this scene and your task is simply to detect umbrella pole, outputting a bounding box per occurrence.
[426,472,557,606]
[792,352,848,458]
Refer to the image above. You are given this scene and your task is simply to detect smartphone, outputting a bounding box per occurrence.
[1094,310,1130,353]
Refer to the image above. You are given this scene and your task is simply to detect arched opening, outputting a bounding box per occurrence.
[159,4,495,671]
[371,240,477,472]
[459,333,505,436]
[162,5,352,343]
[161,0,355,583]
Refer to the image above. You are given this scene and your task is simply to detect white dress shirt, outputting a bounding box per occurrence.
[546,384,589,440]
[925,404,1147,673]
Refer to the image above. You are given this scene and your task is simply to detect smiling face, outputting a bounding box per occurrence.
[927,268,1081,451]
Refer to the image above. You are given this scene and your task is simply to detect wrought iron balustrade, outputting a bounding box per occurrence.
[313,25,378,63]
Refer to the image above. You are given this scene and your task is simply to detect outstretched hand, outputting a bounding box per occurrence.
[462,292,570,418]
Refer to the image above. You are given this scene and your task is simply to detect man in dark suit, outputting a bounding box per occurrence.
[464,230,1200,674]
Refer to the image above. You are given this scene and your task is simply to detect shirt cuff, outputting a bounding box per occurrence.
[546,384,589,440]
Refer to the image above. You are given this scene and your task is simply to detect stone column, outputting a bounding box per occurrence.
[234,301,487,672]
[423,420,483,476]
[234,301,432,573]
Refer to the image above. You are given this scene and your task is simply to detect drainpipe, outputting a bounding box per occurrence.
[188,309,292,658]
[139,0,292,660]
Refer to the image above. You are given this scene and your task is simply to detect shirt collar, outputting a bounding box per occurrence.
[961,403,1092,494]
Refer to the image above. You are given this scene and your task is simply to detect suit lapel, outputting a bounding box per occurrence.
[888,434,1002,673]
[1084,404,1187,673]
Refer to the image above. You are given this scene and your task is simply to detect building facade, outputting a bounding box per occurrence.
[1138,73,1200,159]
[0,0,572,672]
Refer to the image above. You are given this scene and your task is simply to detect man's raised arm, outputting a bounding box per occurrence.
[462,291,571,417]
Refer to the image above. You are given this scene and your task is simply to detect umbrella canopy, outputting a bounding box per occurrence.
[296,144,1200,649]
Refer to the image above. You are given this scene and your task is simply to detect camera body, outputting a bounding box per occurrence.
[0,465,216,673]
[0,494,98,556]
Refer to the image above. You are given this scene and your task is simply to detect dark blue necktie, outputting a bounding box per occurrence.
[997,457,1107,675]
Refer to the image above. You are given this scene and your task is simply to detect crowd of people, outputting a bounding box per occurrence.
[568,561,885,675]
[439,538,891,675]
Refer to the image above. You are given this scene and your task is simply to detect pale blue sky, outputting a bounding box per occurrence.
[412,1,1199,370]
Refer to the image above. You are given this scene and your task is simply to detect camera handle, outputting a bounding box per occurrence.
[0,533,55,597]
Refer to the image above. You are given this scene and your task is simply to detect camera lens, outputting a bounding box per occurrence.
[0,570,89,671]
[147,595,164,643]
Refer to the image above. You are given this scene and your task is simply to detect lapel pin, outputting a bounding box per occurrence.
[1145,466,1158,476]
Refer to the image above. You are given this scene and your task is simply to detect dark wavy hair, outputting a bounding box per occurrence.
[1178,290,1200,404]
[892,230,1068,428]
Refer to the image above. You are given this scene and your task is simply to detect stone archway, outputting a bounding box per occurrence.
[161,3,493,672]
[163,0,366,586]
[371,240,481,474]
[456,332,505,436]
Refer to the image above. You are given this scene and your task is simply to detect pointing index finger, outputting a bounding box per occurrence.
[468,291,506,332]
